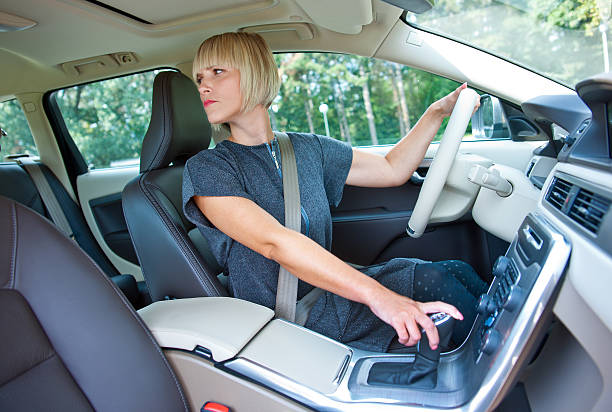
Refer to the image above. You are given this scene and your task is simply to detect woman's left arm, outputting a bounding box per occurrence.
[346,83,477,188]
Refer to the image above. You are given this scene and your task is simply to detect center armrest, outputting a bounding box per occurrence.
[138,297,274,361]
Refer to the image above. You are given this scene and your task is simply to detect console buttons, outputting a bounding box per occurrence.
[484,316,495,328]
[477,294,497,316]
[503,285,526,312]
[481,329,502,355]
[493,256,511,278]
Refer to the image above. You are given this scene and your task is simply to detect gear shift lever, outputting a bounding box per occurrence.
[367,313,455,389]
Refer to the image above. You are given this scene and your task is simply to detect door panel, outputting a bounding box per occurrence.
[89,192,139,265]
[331,139,539,279]
[331,184,496,280]
[76,166,142,280]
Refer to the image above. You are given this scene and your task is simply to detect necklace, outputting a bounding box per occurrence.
[266,136,280,171]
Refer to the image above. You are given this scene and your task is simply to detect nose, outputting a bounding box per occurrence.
[198,80,211,95]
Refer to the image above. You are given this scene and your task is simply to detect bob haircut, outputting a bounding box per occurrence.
[193,32,280,114]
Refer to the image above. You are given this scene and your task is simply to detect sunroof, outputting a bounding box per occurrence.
[84,0,152,24]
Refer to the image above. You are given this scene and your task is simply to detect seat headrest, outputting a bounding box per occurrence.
[140,71,211,173]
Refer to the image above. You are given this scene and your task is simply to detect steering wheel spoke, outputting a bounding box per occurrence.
[407,89,480,238]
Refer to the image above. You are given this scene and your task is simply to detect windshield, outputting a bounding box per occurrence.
[409,0,610,88]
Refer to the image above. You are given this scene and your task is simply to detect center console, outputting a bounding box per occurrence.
[140,212,570,412]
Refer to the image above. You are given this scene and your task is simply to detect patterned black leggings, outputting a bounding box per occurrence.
[388,260,488,352]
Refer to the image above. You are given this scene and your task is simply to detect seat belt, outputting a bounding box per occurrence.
[274,132,301,322]
[17,157,74,239]
[274,132,325,325]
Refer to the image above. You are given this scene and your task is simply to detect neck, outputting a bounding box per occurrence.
[228,105,274,146]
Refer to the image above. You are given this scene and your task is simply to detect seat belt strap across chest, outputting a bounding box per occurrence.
[17,157,74,239]
[274,132,301,322]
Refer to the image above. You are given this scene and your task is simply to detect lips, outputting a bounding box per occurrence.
[203,99,217,108]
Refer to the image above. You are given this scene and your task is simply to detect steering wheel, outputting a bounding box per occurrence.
[407,88,480,238]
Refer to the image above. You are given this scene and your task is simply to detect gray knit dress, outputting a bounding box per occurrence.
[183,132,417,352]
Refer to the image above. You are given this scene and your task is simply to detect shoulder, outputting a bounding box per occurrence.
[185,143,236,171]
[285,132,326,152]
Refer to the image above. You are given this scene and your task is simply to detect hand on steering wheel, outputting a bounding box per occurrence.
[407,87,480,238]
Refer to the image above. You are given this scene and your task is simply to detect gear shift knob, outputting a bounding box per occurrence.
[367,312,456,389]
[417,312,456,361]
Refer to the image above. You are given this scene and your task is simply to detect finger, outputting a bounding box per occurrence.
[393,316,410,345]
[420,301,464,321]
[405,319,421,347]
[418,314,439,350]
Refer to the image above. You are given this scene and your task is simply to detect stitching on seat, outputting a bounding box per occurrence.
[5,202,17,289]
[0,352,64,388]
[51,220,190,411]
[6,201,188,409]
[144,177,223,295]
[18,199,189,411]
[147,73,173,171]
[138,175,224,297]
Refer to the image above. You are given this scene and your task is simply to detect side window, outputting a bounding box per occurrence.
[0,99,38,159]
[272,53,485,146]
[270,53,468,146]
[53,69,172,169]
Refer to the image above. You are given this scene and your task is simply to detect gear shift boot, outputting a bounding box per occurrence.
[367,313,455,389]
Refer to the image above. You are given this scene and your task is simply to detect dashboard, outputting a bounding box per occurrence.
[518,72,612,412]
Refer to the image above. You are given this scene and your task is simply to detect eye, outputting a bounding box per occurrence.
[213,68,224,75]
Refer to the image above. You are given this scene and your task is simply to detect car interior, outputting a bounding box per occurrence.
[1,0,611,411]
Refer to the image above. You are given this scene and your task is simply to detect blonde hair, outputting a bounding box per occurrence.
[193,32,280,114]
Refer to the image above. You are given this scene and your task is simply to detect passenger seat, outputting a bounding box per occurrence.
[0,160,148,308]
[0,195,188,411]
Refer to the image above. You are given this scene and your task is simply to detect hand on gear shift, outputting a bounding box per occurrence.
[367,312,456,389]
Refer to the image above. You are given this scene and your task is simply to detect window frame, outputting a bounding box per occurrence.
[43,67,178,179]
[0,97,39,159]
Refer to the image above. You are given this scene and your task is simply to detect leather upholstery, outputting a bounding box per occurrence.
[140,71,212,173]
[123,71,227,301]
[0,196,188,411]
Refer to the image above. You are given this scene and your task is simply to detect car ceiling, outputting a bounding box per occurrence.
[0,0,402,98]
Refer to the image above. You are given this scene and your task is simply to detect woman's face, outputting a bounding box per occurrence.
[195,65,242,124]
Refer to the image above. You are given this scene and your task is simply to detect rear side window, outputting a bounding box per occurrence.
[0,99,38,159]
[53,69,172,169]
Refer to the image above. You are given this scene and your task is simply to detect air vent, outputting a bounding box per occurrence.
[546,177,572,211]
[546,174,611,236]
[568,188,610,234]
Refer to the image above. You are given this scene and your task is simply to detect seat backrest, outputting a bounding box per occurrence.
[0,195,188,411]
[122,71,227,302]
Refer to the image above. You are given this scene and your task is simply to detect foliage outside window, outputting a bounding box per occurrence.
[271,53,475,147]
[54,70,171,169]
[0,99,38,159]
[411,0,610,87]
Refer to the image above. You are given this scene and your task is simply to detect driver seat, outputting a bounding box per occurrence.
[122,71,227,302]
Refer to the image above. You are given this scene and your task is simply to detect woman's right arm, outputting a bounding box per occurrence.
[194,194,462,349]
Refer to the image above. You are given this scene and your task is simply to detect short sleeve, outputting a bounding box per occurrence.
[182,150,253,228]
[315,134,353,207]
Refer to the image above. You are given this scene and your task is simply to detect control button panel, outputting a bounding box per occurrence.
[474,243,531,359]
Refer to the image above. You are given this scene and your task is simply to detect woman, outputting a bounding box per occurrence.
[183,32,486,353]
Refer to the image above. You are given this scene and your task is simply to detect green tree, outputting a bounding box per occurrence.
[55,70,160,168]
[273,52,460,147]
